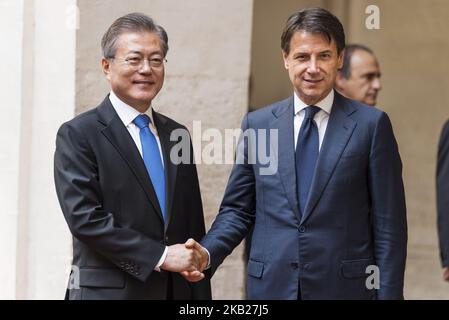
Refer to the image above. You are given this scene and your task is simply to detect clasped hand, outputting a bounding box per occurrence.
[160,238,208,282]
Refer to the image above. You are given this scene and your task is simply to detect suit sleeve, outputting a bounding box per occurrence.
[54,122,165,282]
[201,114,256,275]
[368,111,407,300]
[437,120,449,267]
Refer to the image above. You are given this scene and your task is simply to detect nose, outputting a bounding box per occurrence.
[138,59,153,74]
[307,57,319,74]
[372,77,381,91]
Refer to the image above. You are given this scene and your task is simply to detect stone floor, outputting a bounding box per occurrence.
[405,243,449,299]
[211,243,246,300]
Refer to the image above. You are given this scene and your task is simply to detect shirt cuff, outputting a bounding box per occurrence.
[204,247,211,270]
[154,246,168,272]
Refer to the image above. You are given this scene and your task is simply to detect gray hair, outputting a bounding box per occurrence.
[101,12,169,59]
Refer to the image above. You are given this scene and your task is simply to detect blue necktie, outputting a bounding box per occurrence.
[295,106,321,216]
[133,114,166,222]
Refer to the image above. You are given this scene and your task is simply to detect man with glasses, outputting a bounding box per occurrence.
[54,12,211,300]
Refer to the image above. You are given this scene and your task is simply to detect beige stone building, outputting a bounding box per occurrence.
[1,0,449,299]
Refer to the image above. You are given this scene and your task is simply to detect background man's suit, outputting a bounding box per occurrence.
[202,91,407,299]
[437,120,449,269]
[54,96,211,299]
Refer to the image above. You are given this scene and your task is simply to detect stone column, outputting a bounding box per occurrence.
[0,0,76,299]
[0,0,26,299]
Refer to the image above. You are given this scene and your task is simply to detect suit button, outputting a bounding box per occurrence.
[291,262,299,269]
[298,226,306,233]
[165,236,169,242]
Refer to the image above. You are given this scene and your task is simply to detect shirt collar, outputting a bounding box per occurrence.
[109,90,155,127]
[294,89,334,116]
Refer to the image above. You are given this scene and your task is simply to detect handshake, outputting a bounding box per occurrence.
[160,238,209,282]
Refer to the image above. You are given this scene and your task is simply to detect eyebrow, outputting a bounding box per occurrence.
[364,71,382,77]
[318,50,334,56]
[126,50,163,56]
[126,50,142,55]
[294,49,333,55]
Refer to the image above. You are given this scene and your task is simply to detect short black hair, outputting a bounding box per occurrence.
[281,7,345,55]
[339,44,374,79]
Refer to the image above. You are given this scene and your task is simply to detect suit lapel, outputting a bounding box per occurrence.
[97,98,165,224]
[152,111,178,232]
[301,93,357,224]
[270,97,301,221]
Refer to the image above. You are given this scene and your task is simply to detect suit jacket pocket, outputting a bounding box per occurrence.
[247,259,264,279]
[340,258,374,279]
[79,267,126,288]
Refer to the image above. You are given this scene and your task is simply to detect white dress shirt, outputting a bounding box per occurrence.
[294,89,334,151]
[109,90,167,271]
[109,91,164,163]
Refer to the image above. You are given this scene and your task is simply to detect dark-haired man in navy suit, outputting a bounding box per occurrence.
[188,7,407,300]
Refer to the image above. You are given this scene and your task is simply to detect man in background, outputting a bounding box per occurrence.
[335,44,382,106]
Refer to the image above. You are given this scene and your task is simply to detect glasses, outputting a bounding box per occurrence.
[111,56,167,70]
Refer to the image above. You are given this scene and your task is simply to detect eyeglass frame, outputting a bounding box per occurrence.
[108,55,167,70]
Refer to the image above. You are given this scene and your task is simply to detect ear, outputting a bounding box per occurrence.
[282,50,289,69]
[101,58,111,81]
[335,71,345,91]
[337,48,345,70]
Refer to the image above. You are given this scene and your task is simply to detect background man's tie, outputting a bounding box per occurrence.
[133,114,166,222]
[295,106,321,217]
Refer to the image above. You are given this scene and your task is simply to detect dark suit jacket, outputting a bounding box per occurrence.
[437,120,449,268]
[202,91,407,300]
[54,95,211,300]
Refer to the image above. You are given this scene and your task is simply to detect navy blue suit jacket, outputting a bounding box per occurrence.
[437,120,449,268]
[202,91,407,299]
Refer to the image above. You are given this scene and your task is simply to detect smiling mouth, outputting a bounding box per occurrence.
[304,79,323,84]
[133,80,155,85]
